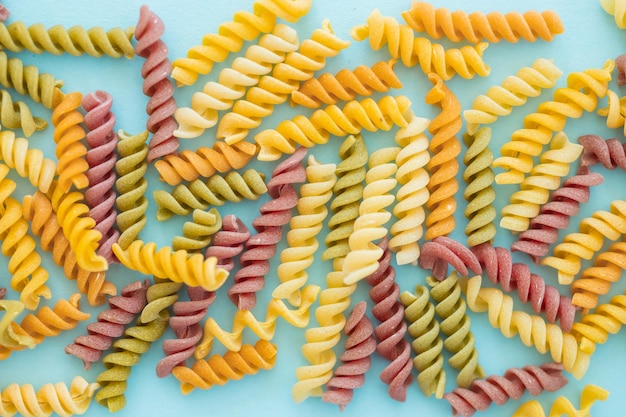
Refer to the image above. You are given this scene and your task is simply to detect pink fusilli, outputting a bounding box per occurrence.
[579,134,626,170]
[205,215,250,272]
[419,236,482,280]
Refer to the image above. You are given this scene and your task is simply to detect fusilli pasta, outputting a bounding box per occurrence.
[570,291,626,354]
[171,208,222,252]
[600,0,626,28]
[0,131,57,193]
[0,89,46,137]
[512,384,609,417]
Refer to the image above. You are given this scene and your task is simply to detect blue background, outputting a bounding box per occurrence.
[2,0,626,416]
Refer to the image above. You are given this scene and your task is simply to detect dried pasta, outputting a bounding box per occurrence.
[171,0,313,86]
[0,21,135,58]
[600,0,626,28]
[153,140,258,186]
[216,20,351,144]
[400,285,446,399]
[512,384,609,417]
[0,376,99,417]
[463,58,562,135]
[135,5,179,162]
[427,273,484,388]
[570,291,626,354]
[0,299,34,351]
[419,236,483,280]
[0,89,47,137]
[579,134,626,170]
[424,73,460,240]
[402,3,564,43]
[205,214,250,272]
[255,95,411,161]
[464,275,590,379]
[597,89,626,135]
[290,60,401,109]
[351,10,490,79]
[493,60,614,184]
[390,113,430,265]
[172,208,222,252]
[154,168,267,221]
[542,199,626,285]
[0,131,57,194]
[174,24,299,139]
[500,131,583,232]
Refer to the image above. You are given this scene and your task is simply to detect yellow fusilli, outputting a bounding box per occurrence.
[0,89,46,137]
[601,0,626,28]
[512,384,609,417]
[570,291,626,354]
[0,131,57,194]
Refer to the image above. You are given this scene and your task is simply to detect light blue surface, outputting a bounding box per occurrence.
[2,0,626,416]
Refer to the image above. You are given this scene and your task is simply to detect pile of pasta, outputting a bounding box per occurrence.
[3,0,626,416]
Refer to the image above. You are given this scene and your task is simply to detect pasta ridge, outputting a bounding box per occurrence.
[571,291,626,354]
[171,208,222,252]
[205,214,250,272]
[0,89,47,137]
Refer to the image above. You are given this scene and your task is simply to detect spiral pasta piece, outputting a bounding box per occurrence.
[135,5,179,162]
[402,3,564,44]
[597,89,626,134]
[543,199,626,284]
[65,280,149,369]
[579,134,626,170]
[419,236,483,280]
[472,243,576,331]
[154,140,258,186]
[364,239,412,402]
[291,60,401,109]
[256,95,411,161]
[172,208,222,252]
[274,155,336,307]
[464,275,590,379]
[0,131,57,194]
[570,291,626,354]
[0,376,99,417]
[493,60,614,184]
[400,285,446,399]
[112,240,229,291]
[0,89,46,137]
[217,20,351,144]
[205,214,250,272]
[170,0,313,86]
[512,167,603,263]
[322,301,375,411]
[463,58,562,135]
[95,311,169,412]
[351,10,490,79]
[512,384,609,417]
[390,113,430,265]
[444,362,568,417]
[601,0,626,28]
[0,299,35,352]
[229,146,307,310]
[0,197,51,310]
[172,340,277,394]
[175,24,299,139]
[501,131,583,232]
[0,21,135,58]
[115,130,148,250]
[0,50,64,109]
[427,273,484,388]
[424,73,460,240]
[154,168,267,221]
[23,191,115,306]
[82,90,119,264]
[342,147,398,285]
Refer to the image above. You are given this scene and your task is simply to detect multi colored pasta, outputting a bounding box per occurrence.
[171,208,222,252]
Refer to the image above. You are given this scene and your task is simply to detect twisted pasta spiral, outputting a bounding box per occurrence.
[115,130,148,250]
[493,60,614,184]
[342,147,398,285]
[513,384,609,417]
[291,60,401,109]
[427,273,484,388]
[0,89,46,137]
[175,24,299,139]
[229,146,307,310]
[511,167,603,263]
[0,21,135,57]
[0,376,99,417]
[154,168,266,221]
[0,131,57,194]
[425,73,460,240]
[543,199,626,285]
[402,3,564,43]
[255,95,411,161]
[365,239,412,402]
[112,240,229,291]
[0,299,35,351]
[464,275,590,379]
[351,10,490,79]
[0,50,64,109]
[172,208,222,252]
[598,89,626,134]
[419,236,483,280]
[217,20,351,144]
[205,214,250,272]
[0,197,51,310]
[154,140,258,186]
[135,5,179,162]
[172,340,277,394]
[601,0,626,28]
[501,131,583,232]
[66,280,149,369]
[400,285,446,399]
[52,92,89,194]
[171,0,313,86]
[274,155,336,306]
[570,292,626,354]
[463,58,562,135]
[579,134,626,170]
[390,113,430,265]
